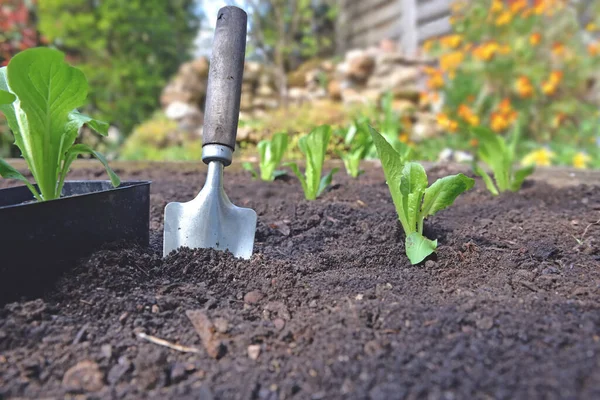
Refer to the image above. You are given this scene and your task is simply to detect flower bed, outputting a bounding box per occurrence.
[1,161,599,398]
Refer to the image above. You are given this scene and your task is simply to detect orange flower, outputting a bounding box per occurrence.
[427,72,444,90]
[473,42,499,61]
[552,42,565,56]
[529,33,541,46]
[588,42,600,57]
[510,0,527,13]
[440,51,464,72]
[423,39,435,53]
[491,0,504,13]
[469,138,479,147]
[533,0,547,14]
[399,133,410,143]
[491,112,510,132]
[458,104,480,126]
[515,76,534,98]
[440,34,462,49]
[496,11,512,26]
[437,113,458,132]
[498,98,512,114]
[541,71,562,95]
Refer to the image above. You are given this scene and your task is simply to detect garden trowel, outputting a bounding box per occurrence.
[163,6,256,259]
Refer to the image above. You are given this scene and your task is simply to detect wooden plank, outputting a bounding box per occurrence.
[346,1,403,38]
[401,0,418,55]
[347,0,396,20]
[417,0,450,23]
[417,15,452,42]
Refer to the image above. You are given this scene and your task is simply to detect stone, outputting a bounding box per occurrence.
[252,97,279,109]
[164,102,204,130]
[248,344,261,360]
[62,360,104,392]
[244,61,262,82]
[346,50,376,83]
[327,79,342,101]
[244,290,265,304]
[256,84,275,97]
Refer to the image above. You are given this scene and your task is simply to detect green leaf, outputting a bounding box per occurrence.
[0,158,42,201]
[399,162,428,234]
[420,174,475,219]
[68,111,109,136]
[302,125,331,198]
[272,170,287,179]
[285,162,309,199]
[7,48,88,200]
[473,164,499,196]
[472,126,510,191]
[317,167,339,197]
[258,132,288,181]
[0,67,30,165]
[368,125,410,233]
[510,164,534,192]
[405,232,438,265]
[0,89,15,104]
[242,162,258,180]
[58,144,120,194]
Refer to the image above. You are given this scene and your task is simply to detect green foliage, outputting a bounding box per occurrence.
[38,0,200,136]
[0,47,119,201]
[286,125,338,200]
[334,119,373,178]
[243,132,289,181]
[472,123,534,196]
[378,92,412,159]
[370,126,474,264]
[120,113,202,161]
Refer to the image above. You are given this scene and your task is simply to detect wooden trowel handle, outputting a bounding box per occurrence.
[202,6,247,151]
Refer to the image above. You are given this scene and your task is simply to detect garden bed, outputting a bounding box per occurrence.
[1,160,599,399]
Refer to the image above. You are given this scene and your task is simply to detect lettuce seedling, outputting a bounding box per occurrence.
[471,123,533,196]
[0,47,119,201]
[370,126,474,264]
[286,125,338,200]
[243,131,288,181]
[335,120,373,178]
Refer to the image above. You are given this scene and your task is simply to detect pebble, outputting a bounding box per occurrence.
[244,290,265,304]
[476,316,494,330]
[273,318,285,331]
[424,260,437,268]
[248,344,261,360]
[63,360,104,392]
[213,317,230,333]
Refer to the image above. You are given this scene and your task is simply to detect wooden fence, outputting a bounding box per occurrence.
[335,0,452,54]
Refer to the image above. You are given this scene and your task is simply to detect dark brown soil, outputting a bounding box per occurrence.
[1,161,600,399]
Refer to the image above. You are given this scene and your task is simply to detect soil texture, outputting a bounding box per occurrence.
[1,162,600,399]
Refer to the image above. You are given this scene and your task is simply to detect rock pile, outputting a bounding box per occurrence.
[159,42,439,141]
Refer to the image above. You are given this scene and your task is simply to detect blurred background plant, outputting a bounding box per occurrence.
[0,0,598,171]
[423,0,600,169]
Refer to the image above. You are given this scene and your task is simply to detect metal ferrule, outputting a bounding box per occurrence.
[202,144,233,166]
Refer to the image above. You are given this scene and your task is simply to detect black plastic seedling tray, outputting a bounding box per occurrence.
[0,181,150,304]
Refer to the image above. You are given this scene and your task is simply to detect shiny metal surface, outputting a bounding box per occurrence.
[163,161,257,259]
[202,144,233,166]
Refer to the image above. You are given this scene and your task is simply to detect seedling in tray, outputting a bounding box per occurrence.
[243,131,288,181]
[0,47,119,201]
[286,125,338,200]
[370,126,474,264]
